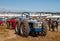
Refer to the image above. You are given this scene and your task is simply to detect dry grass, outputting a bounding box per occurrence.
[0,23,60,41]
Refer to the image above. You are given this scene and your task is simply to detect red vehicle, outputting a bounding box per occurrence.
[0,18,4,25]
[0,20,3,25]
[7,18,17,29]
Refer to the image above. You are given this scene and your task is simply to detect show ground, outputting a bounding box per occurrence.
[0,24,60,41]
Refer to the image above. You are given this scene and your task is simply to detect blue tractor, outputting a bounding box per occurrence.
[15,12,47,37]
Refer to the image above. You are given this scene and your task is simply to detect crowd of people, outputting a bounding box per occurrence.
[47,18,59,32]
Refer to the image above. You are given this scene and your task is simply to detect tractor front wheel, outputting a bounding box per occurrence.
[40,24,47,36]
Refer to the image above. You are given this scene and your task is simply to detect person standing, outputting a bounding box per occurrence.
[56,18,59,32]
[51,19,55,32]
[48,18,51,31]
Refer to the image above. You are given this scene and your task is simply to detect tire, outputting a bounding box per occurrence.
[15,21,21,35]
[40,24,47,36]
[20,20,30,37]
[15,24,20,34]
[20,24,24,36]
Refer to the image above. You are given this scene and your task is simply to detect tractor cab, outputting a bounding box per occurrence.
[22,12,30,18]
[18,12,30,20]
[22,12,30,20]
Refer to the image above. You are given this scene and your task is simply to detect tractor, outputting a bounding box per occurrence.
[0,17,4,25]
[6,17,17,29]
[15,12,47,37]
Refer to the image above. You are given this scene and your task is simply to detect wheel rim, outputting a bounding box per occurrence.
[15,26,18,33]
[20,25,23,35]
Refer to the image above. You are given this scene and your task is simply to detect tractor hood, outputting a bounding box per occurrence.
[27,19,42,24]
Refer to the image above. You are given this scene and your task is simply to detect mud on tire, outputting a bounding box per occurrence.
[20,19,30,37]
[40,24,47,36]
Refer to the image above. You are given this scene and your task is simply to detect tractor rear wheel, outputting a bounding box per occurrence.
[20,20,30,37]
[15,24,20,35]
[15,21,21,35]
